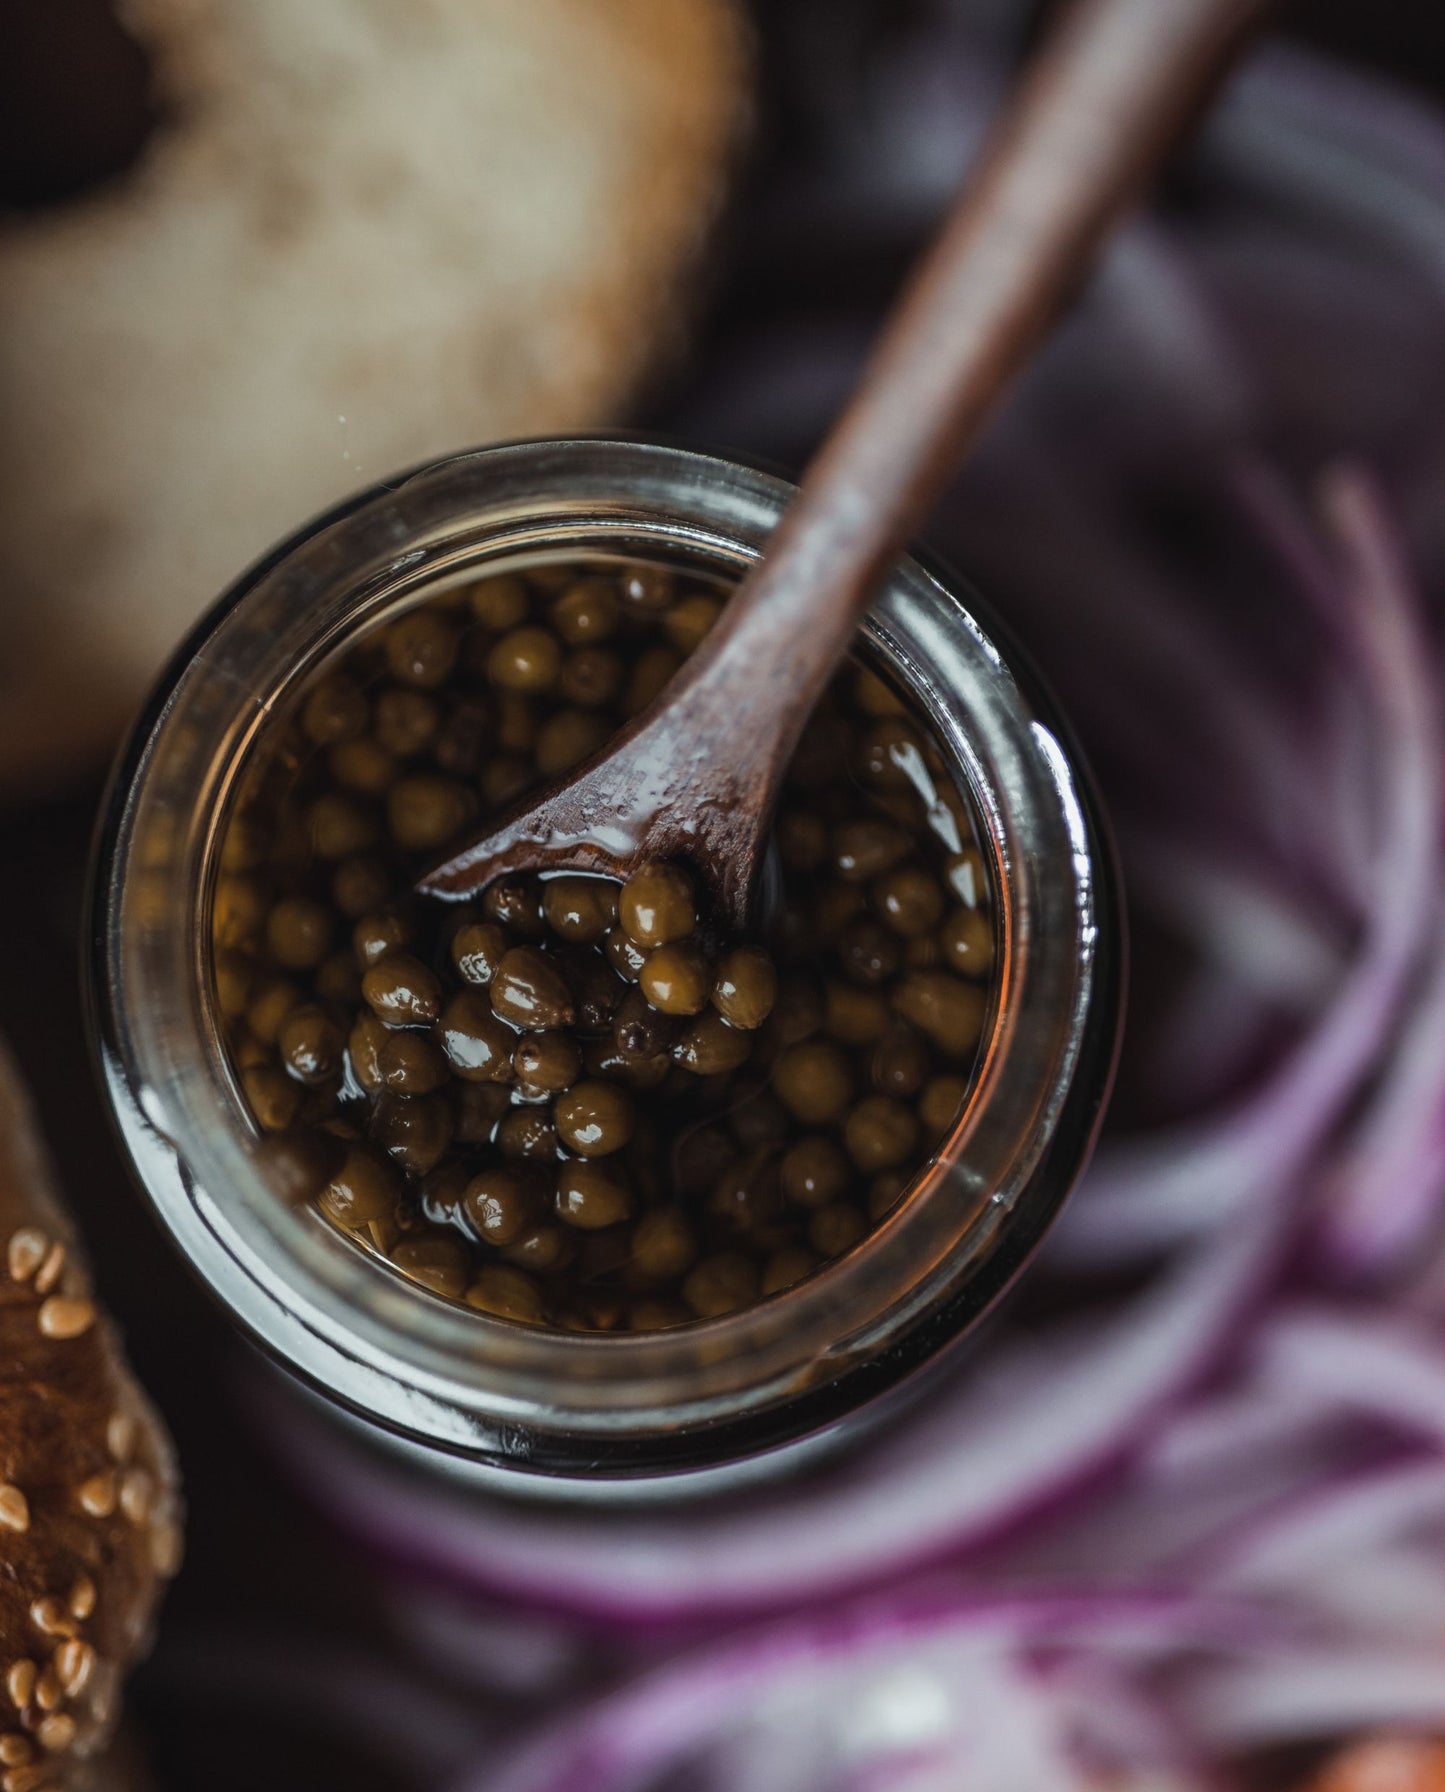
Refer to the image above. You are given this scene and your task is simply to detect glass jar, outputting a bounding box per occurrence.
[89,438,1122,1500]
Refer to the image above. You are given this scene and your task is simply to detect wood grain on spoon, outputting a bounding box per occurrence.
[422,0,1275,928]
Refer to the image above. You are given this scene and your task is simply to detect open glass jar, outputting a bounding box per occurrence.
[89,439,1121,1498]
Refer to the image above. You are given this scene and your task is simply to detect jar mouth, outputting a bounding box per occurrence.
[90,438,1121,1478]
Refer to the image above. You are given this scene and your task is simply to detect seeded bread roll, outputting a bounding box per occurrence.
[0,1037,181,1787]
[0,0,749,800]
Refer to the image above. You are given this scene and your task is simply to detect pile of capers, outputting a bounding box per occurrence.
[212,558,996,1330]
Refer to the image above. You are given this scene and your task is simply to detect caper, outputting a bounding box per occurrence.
[436,990,515,1083]
[941,905,995,979]
[762,1247,818,1295]
[319,1145,400,1230]
[808,1203,866,1257]
[682,1252,759,1319]
[278,1005,344,1086]
[307,793,379,860]
[630,1207,697,1280]
[674,1010,753,1076]
[468,571,530,631]
[662,594,721,654]
[772,1040,853,1125]
[543,876,619,945]
[377,1030,450,1094]
[451,919,508,986]
[619,862,695,949]
[482,876,546,940]
[354,910,413,968]
[464,1265,544,1324]
[870,1024,930,1098]
[384,608,460,688]
[513,1031,583,1094]
[551,578,620,645]
[640,942,711,1016]
[487,625,562,693]
[535,709,610,776]
[370,1093,454,1176]
[302,677,368,745]
[843,1095,919,1173]
[711,947,777,1030]
[553,1081,635,1157]
[872,864,945,938]
[491,947,575,1029]
[920,1073,969,1137]
[374,687,439,757]
[560,648,625,708]
[362,953,442,1026]
[555,1160,633,1230]
[391,1233,471,1299]
[463,1168,537,1246]
[893,971,987,1057]
[833,818,909,881]
[387,776,474,852]
[780,1136,850,1210]
[265,897,332,970]
[495,1107,558,1160]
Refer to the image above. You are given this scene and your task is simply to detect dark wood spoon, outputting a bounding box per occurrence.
[423,0,1274,928]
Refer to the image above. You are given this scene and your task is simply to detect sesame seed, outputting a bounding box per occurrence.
[0,1489,28,1535]
[34,1715,72,1755]
[4,1663,34,1711]
[150,1519,184,1576]
[0,1740,28,1768]
[118,1470,153,1527]
[65,1577,94,1624]
[35,1298,94,1341]
[26,1602,73,1642]
[53,1643,92,1701]
[30,1246,64,1300]
[29,1675,57,1719]
[76,1473,115,1519]
[105,1413,134,1463]
[5,1232,46,1284]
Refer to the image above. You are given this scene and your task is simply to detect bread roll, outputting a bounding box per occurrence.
[0,1037,181,1785]
[0,0,748,799]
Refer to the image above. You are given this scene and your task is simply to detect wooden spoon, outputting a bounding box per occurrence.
[423,0,1273,928]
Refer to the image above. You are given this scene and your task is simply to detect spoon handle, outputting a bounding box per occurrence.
[670,0,1272,763]
[423,0,1274,923]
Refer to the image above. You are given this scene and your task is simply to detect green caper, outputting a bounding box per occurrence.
[332,855,392,918]
[491,947,575,1029]
[535,709,609,776]
[920,1073,968,1137]
[662,594,721,654]
[468,572,530,631]
[387,776,474,852]
[464,1265,544,1324]
[265,897,332,970]
[362,953,442,1026]
[843,1095,919,1173]
[436,990,515,1083]
[639,942,711,1016]
[391,1232,471,1299]
[780,1136,851,1209]
[302,677,368,745]
[384,608,460,689]
[329,737,397,797]
[451,920,508,986]
[551,578,620,645]
[463,1168,537,1246]
[762,1247,817,1294]
[377,1030,450,1094]
[374,687,439,757]
[808,1203,866,1257]
[872,865,945,938]
[555,1160,633,1229]
[629,1207,696,1279]
[772,1040,853,1125]
[370,1093,454,1176]
[682,1252,759,1319]
[673,1010,753,1076]
[354,910,413,968]
[619,862,695,948]
[870,1024,930,1098]
[307,793,379,860]
[278,1005,344,1086]
[833,818,910,881]
[893,971,987,1057]
[543,876,619,944]
[622,646,681,716]
[348,1011,390,1094]
[487,625,562,693]
[553,1080,635,1157]
[941,905,995,979]
[711,947,777,1030]
[560,648,624,708]
[495,1106,559,1160]
[513,1031,583,1094]
[319,1145,400,1231]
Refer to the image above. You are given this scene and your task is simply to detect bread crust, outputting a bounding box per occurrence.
[0,1038,180,1786]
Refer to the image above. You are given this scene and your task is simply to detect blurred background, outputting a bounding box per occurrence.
[5,2,1445,1788]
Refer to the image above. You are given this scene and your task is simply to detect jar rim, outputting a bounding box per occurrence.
[89,436,1122,1479]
